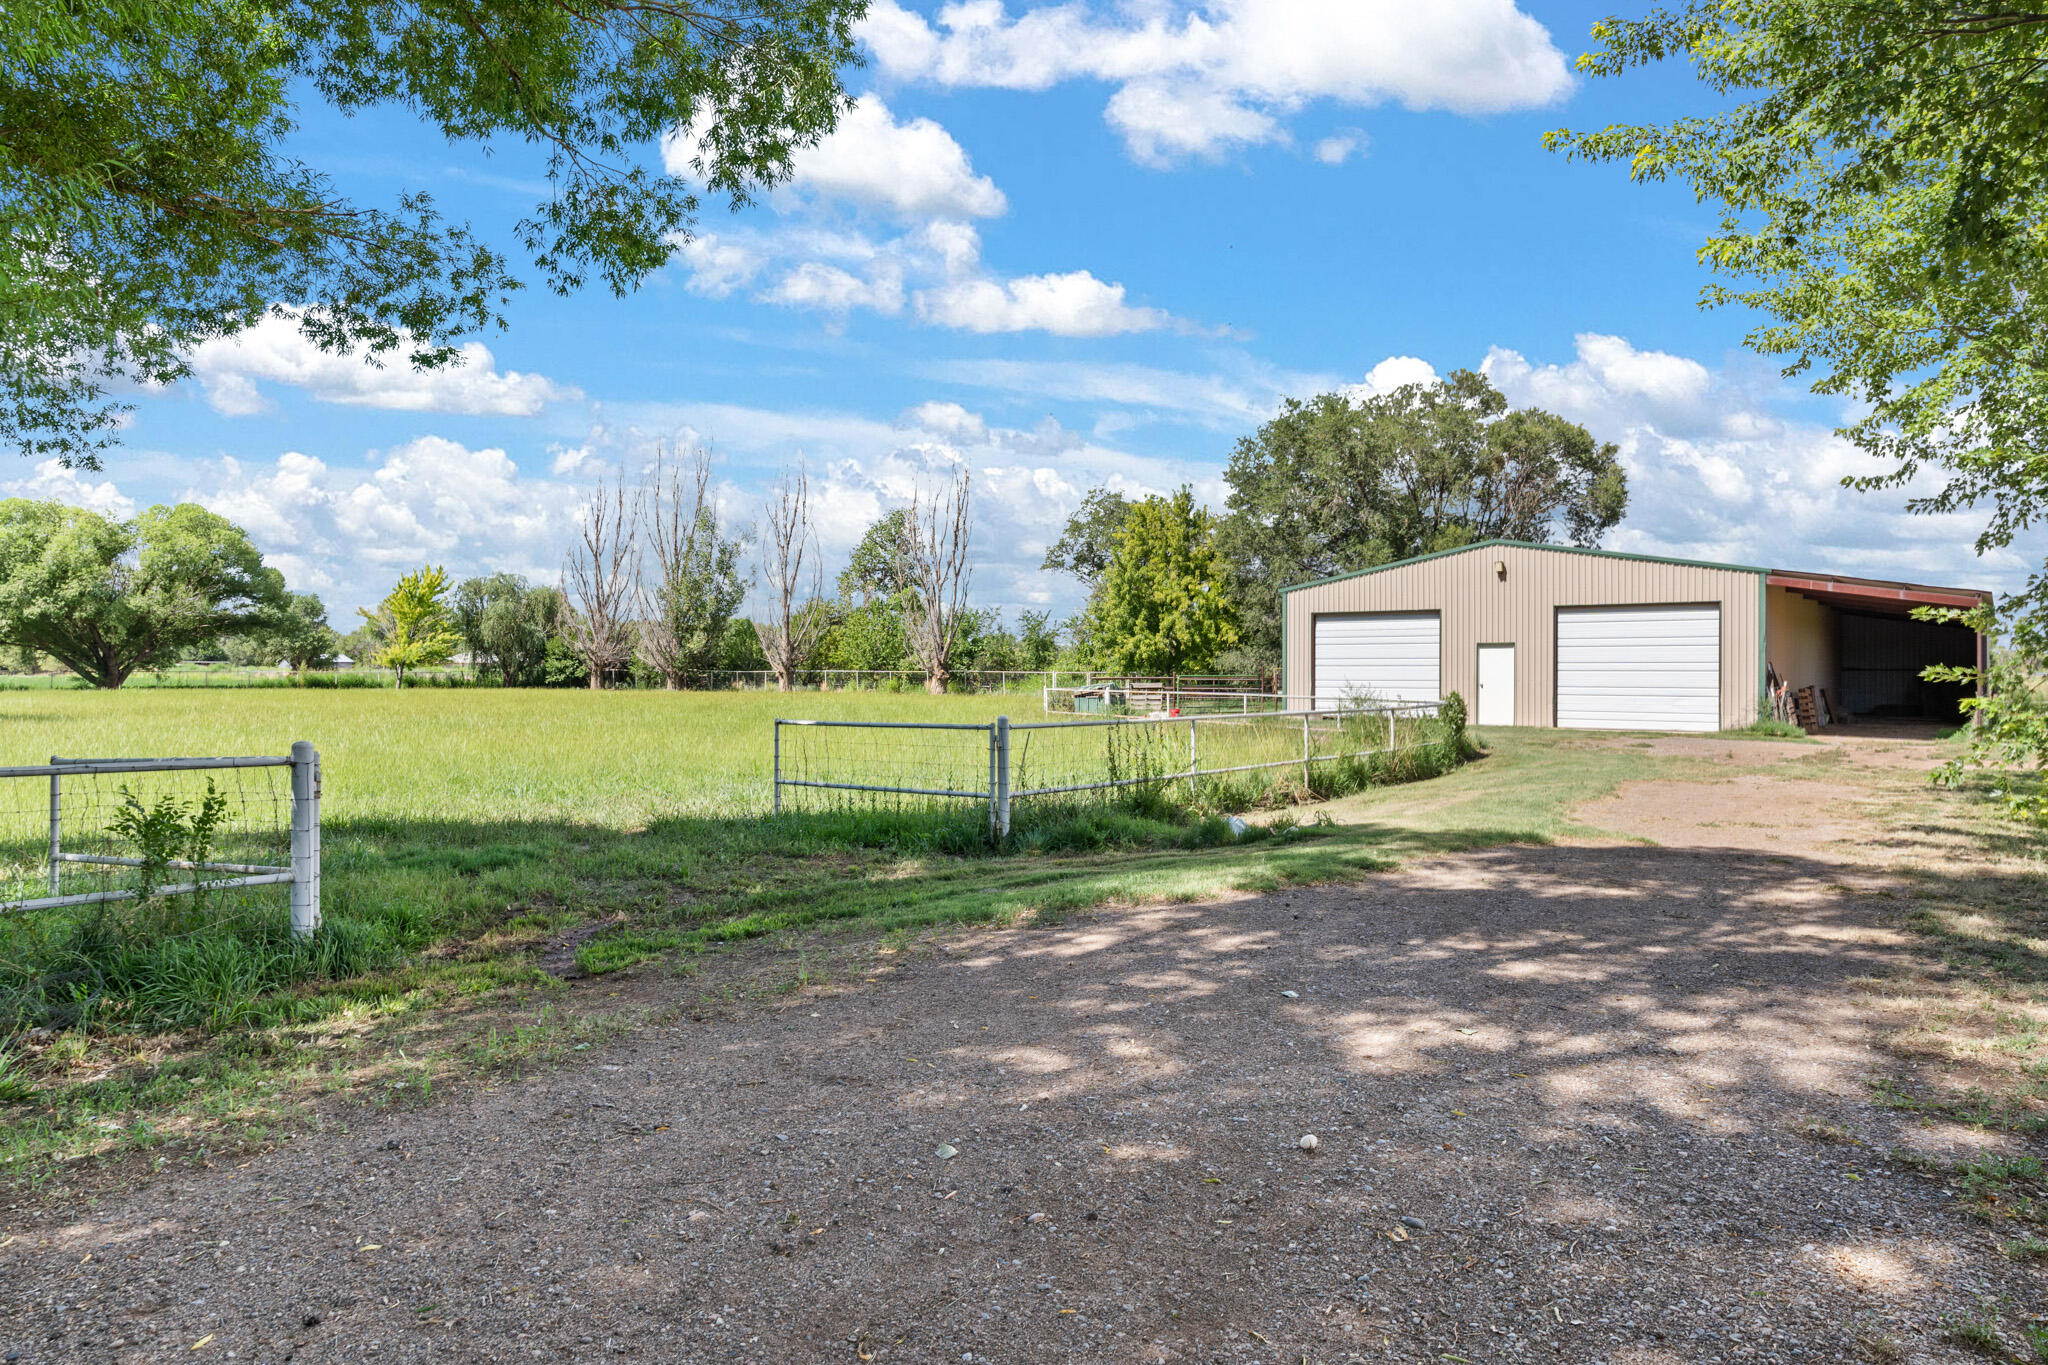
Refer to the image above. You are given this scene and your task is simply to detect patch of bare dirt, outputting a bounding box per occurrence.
[538,915,626,979]
[1574,778,1888,855]
[3,830,2037,1362]
[1591,735,1823,764]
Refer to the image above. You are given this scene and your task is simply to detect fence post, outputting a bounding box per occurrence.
[47,754,59,894]
[1301,713,1311,790]
[993,716,1011,840]
[773,721,783,815]
[288,740,321,940]
[1188,717,1198,784]
[1391,707,1399,751]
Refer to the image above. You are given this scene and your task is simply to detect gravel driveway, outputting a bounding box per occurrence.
[4,750,2040,1363]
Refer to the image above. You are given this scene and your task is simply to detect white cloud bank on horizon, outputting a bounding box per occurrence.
[860,0,1573,165]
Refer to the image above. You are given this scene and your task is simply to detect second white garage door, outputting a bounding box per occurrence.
[1556,604,1721,731]
[1312,612,1440,709]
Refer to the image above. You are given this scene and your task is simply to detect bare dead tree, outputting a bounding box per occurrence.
[900,465,973,694]
[563,473,640,690]
[636,443,749,689]
[753,462,826,692]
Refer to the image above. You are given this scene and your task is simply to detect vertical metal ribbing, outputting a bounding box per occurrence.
[47,755,59,895]
[993,716,1011,840]
[772,721,783,815]
[289,740,321,940]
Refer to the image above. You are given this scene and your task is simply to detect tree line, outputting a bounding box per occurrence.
[0,447,1047,690]
[0,372,1624,690]
[1047,369,1627,676]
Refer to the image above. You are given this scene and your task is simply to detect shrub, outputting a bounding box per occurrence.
[1436,689,1468,741]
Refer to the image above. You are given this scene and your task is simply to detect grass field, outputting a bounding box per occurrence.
[0,687,1023,822]
[0,688,2023,1189]
[0,687,1482,1171]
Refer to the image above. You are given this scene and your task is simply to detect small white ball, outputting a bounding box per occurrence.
[1297,1133,1319,1151]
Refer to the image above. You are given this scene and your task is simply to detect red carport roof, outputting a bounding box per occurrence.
[1767,569,1990,614]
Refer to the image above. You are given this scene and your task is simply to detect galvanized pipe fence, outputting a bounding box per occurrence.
[0,741,322,938]
[773,703,1441,837]
[1042,685,1334,716]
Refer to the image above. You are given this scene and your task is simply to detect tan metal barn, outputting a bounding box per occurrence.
[1279,540,1987,732]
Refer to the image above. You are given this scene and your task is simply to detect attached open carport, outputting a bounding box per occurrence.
[1763,570,1987,725]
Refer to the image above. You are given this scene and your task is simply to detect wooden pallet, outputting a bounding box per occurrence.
[1794,686,1819,728]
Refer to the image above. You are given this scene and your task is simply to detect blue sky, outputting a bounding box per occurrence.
[34,0,2039,618]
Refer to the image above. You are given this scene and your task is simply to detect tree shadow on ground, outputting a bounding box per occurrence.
[8,838,2046,1364]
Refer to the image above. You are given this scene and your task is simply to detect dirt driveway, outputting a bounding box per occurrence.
[4,734,2041,1363]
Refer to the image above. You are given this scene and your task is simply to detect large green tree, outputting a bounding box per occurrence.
[639,449,750,687]
[0,500,287,687]
[838,508,912,606]
[455,572,561,686]
[1015,609,1059,670]
[825,594,909,671]
[1217,371,1626,660]
[5,0,864,467]
[254,591,338,675]
[1041,489,1134,588]
[1547,4,2048,807]
[1086,488,1238,676]
[360,565,459,688]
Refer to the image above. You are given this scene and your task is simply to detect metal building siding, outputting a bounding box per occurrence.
[1282,543,1764,728]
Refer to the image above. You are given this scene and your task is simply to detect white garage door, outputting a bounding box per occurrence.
[1556,605,1721,732]
[1312,612,1440,709]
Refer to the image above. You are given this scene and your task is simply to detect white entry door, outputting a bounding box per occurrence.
[1555,604,1722,731]
[1476,644,1515,725]
[1311,612,1441,709]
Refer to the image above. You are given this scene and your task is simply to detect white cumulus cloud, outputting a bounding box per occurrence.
[1343,354,1439,401]
[680,219,1180,337]
[188,312,579,418]
[795,96,1008,218]
[666,95,1184,336]
[861,0,1573,163]
[190,437,581,606]
[1313,130,1367,165]
[666,95,1005,220]
[763,260,908,317]
[1471,334,2029,588]
[675,234,766,298]
[916,270,1169,336]
[0,460,137,519]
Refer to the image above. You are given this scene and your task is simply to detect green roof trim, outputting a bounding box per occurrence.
[1277,539,1770,596]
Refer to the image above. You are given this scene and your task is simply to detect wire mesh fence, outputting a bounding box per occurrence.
[773,720,996,816]
[0,752,319,936]
[0,747,323,1032]
[773,703,1446,836]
